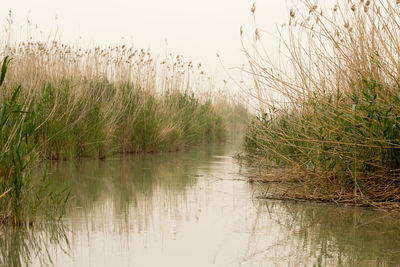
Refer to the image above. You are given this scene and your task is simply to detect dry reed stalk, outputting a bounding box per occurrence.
[244,0,400,209]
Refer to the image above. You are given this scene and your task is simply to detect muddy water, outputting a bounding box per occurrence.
[4,143,400,266]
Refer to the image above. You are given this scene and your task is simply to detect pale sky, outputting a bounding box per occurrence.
[1,0,289,85]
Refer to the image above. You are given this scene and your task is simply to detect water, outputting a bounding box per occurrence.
[3,142,400,266]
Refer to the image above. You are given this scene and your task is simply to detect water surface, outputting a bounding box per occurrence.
[7,143,400,266]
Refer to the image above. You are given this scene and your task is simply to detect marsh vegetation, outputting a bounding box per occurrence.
[0,57,69,225]
[0,13,249,228]
[1,43,228,158]
[3,0,400,265]
[244,0,400,209]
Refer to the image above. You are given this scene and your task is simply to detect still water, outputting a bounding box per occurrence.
[4,143,400,266]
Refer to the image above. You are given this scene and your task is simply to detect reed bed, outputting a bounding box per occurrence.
[0,57,69,225]
[0,40,228,159]
[244,0,400,209]
[0,18,246,223]
[0,43,226,223]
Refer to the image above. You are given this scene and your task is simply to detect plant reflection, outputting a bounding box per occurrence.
[243,200,400,266]
[0,222,69,267]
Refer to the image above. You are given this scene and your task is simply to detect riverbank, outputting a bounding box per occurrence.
[1,43,234,159]
[0,37,248,224]
[246,172,400,211]
[242,0,400,210]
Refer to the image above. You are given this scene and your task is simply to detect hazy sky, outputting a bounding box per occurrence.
[1,0,289,81]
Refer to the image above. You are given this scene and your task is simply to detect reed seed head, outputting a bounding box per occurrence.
[251,3,256,14]
[290,8,296,18]
[255,28,260,40]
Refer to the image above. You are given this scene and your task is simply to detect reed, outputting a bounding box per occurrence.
[0,35,227,159]
[244,0,400,208]
[0,57,69,225]
[0,18,241,224]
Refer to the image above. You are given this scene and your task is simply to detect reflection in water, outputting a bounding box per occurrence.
[51,143,228,229]
[5,142,400,266]
[243,201,400,266]
[0,223,68,267]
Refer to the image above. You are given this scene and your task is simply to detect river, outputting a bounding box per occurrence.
[2,142,400,266]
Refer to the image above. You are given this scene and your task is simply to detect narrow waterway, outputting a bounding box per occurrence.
[4,142,400,266]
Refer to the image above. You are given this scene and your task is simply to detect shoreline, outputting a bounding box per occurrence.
[246,174,400,212]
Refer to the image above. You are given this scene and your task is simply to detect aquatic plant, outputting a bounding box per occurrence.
[0,57,69,224]
[0,36,228,158]
[244,0,400,208]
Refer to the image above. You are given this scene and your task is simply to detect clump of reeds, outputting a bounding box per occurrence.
[0,57,69,225]
[244,0,400,208]
[0,20,228,159]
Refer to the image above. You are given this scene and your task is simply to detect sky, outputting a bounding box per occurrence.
[0,0,289,87]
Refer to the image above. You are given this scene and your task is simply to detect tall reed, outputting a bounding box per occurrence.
[244,0,400,208]
[0,31,227,159]
[0,57,69,224]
